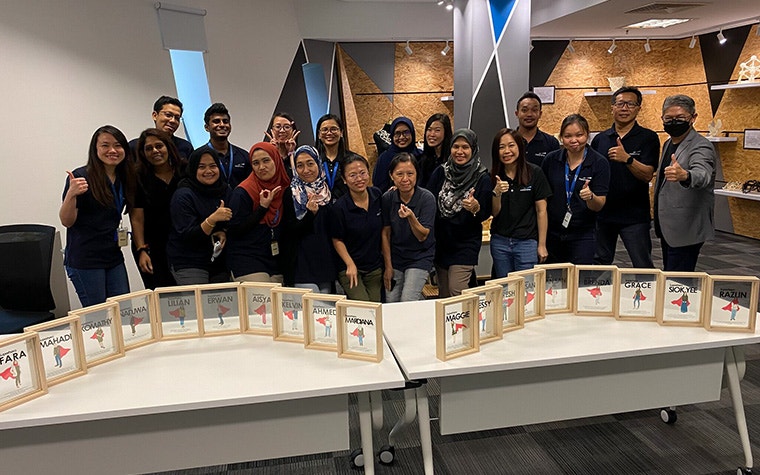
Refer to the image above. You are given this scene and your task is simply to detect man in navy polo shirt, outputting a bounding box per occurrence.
[590,87,660,268]
[202,103,252,189]
[130,95,194,161]
[515,92,560,166]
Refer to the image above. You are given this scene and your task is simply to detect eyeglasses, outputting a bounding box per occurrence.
[272,124,293,131]
[662,115,692,123]
[346,170,369,181]
[393,130,412,138]
[319,127,340,135]
[743,180,760,194]
[160,111,182,121]
[613,101,639,109]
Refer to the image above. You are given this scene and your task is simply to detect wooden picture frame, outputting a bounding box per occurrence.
[705,275,759,332]
[486,275,525,333]
[108,289,158,350]
[25,315,87,386]
[303,293,345,351]
[0,332,47,413]
[153,286,202,340]
[240,282,281,335]
[435,293,480,361]
[574,265,618,316]
[197,282,243,337]
[615,268,662,321]
[536,263,575,314]
[463,284,503,344]
[510,268,545,322]
[70,301,125,367]
[271,287,312,343]
[658,272,708,327]
[336,300,383,362]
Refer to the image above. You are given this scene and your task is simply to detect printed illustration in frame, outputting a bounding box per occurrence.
[536,263,575,314]
[71,300,125,367]
[271,287,312,343]
[575,265,618,316]
[705,275,759,332]
[108,289,157,350]
[435,293,480,361]
[658,272,708,327]
[615,268,662,321]
[240,282,281,335]
[24,315,87,386]
[303,293,346,351]
[486,275,525,333]
[510,268,545,322]
[0,332,47,413]
[336,300,383,362]
[153,286,201,339]
[197,282,243,337]
[463,284,503,344]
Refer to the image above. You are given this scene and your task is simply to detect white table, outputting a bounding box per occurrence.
[383,300,760,474]
[0,333,405,474]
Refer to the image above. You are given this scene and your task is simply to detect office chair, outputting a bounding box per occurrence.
[0,224,57,334]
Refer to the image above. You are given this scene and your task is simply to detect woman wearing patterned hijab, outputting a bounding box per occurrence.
[280,145,336,293]
[227,142,291,283]
[428,128,492,297]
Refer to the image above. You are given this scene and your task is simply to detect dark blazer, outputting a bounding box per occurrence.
[654,128,716,247]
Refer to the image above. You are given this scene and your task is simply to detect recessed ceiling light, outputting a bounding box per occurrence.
[624,18,691,29]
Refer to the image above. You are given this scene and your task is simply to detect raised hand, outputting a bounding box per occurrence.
[398,203,413,219]
[260,186,283,208]
[306,192,319,213]
[66,171,89,197]
[493,175,510,197]
[608,137,631,163]
[579,179,593,201]
[664,154,687,182]
[209,200,233,224]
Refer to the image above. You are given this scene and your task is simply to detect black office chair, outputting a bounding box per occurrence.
[0,224,57,334]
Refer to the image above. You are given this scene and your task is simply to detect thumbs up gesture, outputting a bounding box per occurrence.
[462,188,480,216]
[493,175,510,197]
[664,154,688,182]
[579,179,593,201]
[209,199,233,225]
[65,170,89,197]
[607,137,631,164]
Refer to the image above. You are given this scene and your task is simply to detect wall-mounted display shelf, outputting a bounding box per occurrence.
[584,90,657,97]
[710,82,760,91]
[706,136,738,143]
[440,96,454,102]
[715,189,760,202]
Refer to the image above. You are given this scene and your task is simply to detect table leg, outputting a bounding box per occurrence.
[415,385,434,475]
[725,346,753,469]
[357,391,375,475]
[371,390,384,430]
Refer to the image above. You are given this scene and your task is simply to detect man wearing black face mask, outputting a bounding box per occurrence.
[653,94,716,271]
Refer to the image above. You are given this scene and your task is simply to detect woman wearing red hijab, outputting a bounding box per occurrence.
[227,142,291,282]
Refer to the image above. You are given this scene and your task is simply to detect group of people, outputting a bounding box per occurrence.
[60,89,716,308]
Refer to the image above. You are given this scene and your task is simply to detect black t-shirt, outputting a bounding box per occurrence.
[590,122,660,224]
[519,128,560,166]
[329,187,383,272]
[134,172,181,258]
[491,163,552,240]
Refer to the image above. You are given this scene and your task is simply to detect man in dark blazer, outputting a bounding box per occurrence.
[653,94,716,271]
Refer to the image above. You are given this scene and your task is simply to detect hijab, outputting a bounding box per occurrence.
[386,117,419,157]
[238,142,291,227]
[177,146,229,199]
[437,128,488,218]
[290,145,331,220]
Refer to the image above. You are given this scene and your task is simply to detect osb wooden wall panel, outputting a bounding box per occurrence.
[336,45,378,162]
[714,24,760,239]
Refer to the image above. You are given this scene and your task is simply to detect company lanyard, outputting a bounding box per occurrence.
[323,160,339,190]
[564,148,587,209]
[110,179,124,213]
[208,141,234,181]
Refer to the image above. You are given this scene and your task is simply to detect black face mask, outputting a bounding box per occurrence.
[663,119,691,137]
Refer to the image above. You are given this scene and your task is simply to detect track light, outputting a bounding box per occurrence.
[607,39,617,54]
[567,40,575,53]
[689,35,697,48]
[717,29,727,44]
[437,0,444,5]
[445,1,453,11]
[441,40,450,56]
[404,40,413,56]
[644,38,651,53]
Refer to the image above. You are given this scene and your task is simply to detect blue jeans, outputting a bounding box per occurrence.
[385,268,430,302]
[66,263,129,307]
[295,282,332,294]
[661,239,703,272]
[594,221,654,268]
[490,234,538,278]
[547,230,595,265]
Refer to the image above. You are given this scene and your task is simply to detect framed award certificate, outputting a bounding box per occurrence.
[197,282,243,337]
[271,287,312,343]
[303,293,345,351]
[25,315,87,386]
[537,263,575,314]
[486,275,525,333]
[70,301,125,367]
[575,265,618,316]
[108,289,158,350]
[615,268,661,321]
[0,332,47,413]
[240,282,280,335]
[705,275,759,332]
[336,300,383,362]
[435,293,479,361]
[658,272,707,327]
[510,268,545,322]
[463,284,503,344]
[153,286,201,339]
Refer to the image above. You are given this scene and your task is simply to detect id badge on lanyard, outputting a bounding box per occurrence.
[111,181,128,246]
[270,228,279,256]
[562,150,586,229]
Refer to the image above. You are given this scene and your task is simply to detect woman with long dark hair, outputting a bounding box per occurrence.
[60,125,136,306]
[418,113,452,190]
[489,128,552,278]
[315,113,350,202]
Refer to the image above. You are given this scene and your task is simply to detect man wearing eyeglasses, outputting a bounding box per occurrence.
[590,87,660,268]
[130,96,194,161]
[654,94,715,271]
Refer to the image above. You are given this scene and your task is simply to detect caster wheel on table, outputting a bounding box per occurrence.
[737,467,752,475]
[660,408,677,424]
[349,448,365,469]
[378,445,395,465]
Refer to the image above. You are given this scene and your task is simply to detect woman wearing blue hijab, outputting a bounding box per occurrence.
[372,117,419,192]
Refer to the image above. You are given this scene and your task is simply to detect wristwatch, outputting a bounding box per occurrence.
[626,155,634,165]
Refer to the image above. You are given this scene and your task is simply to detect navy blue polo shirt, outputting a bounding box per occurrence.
[205,143,251,189]
[329,187,383,272]
[381,186,437,271]
[226,187,282,277]
[62,167,125,269]
[518,128,560,166]
[491,163,553,240]
[541,147,610,235]
[590,122,660,224]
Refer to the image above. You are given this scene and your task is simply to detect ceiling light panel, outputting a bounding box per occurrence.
[624,18,691,29]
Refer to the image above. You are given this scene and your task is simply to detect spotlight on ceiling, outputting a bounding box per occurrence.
[567,40,575,53]
[441,40,450,56]
[436,0,444,5]
[608,39,617,54]
[445,1,453,11]
[404,40,413,56]
[644,38,651,53]
[689,35,697,48]
[717,29,727,44]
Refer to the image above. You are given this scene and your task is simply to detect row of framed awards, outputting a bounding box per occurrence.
[0,283,383,413]
[436,264,759,361]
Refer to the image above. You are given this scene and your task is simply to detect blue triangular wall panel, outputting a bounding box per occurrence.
[489,0,516,44]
